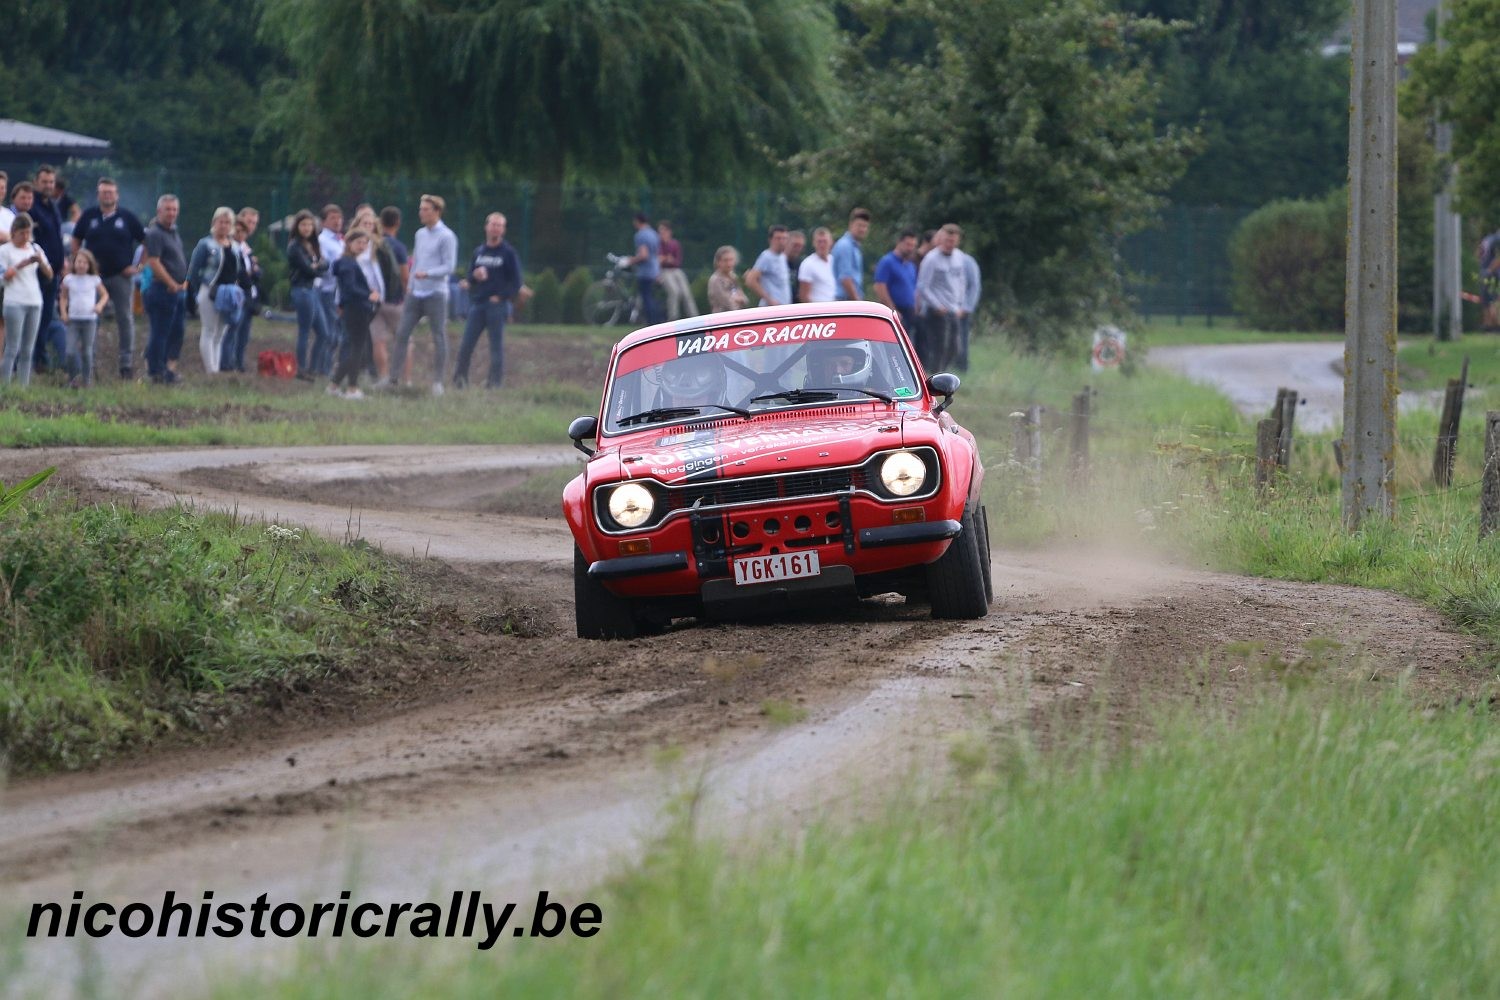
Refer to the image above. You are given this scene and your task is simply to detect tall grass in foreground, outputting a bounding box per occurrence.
[0,499,413,771]
[207,688,1500,998]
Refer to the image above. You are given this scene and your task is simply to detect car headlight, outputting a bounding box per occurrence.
[879,451,926,497]
[607,482,656,529]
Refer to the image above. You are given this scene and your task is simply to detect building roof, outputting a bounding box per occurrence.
[0,119,110,157]
[1399,0,1438,46]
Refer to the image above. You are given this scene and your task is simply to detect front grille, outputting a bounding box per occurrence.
[665,468,869,512]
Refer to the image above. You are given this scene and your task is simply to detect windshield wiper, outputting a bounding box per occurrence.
[753,386,895,406]
[617,402,750,427]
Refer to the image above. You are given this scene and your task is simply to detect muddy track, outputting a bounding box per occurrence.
[0,445,1486,997]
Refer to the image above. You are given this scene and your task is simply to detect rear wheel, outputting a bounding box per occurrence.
[575,546,640,639]
[927,506,990,620]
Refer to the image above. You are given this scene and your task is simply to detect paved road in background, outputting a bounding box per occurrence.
[1149,340,1442,434]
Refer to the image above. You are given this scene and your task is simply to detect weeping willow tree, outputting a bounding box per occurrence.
[261,0,834,262]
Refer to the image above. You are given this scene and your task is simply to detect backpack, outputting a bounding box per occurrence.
[257,350,296,379]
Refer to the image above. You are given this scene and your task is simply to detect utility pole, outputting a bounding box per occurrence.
[1434,0,1462,342]
[1343,0,1398,527]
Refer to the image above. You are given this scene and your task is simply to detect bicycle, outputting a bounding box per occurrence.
[582,253,642,326]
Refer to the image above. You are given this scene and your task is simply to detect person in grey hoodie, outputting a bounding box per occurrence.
[915,223,968,374]
[385,194,457,395]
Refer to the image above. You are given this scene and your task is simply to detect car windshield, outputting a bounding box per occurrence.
[603,316,921,433]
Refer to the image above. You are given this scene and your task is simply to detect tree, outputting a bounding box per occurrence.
[0,0,278,170]
[1408,0,1500,222]
[801,0,1194,351]
[260,0,835,264]
[1122,0,1350,206]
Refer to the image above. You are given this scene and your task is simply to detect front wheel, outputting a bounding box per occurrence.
[582,282,623,326]
[927,506,990,620]
[575,546,640,639]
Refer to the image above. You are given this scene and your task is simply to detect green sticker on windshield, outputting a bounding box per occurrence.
[894,387,917,398]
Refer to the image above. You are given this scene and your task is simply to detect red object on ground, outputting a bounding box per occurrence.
[258,351,297,378]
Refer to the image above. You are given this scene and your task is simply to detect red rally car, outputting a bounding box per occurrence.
[563,301,992,639]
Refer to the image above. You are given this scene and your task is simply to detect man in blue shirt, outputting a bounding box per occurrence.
[874,230,919,344]
[832,207,871,301]
[629,213,664,325]
[73,178,147,379]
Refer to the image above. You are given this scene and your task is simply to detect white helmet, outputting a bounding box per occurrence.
[659,354,726,406]
[807,340,874,388]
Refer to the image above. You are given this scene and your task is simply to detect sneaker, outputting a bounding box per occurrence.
[431,381,445,397]
[296,371,316,382]
[120,367,134,381]
[371,377,393,391]
[343,388,365,400]
[326,383,343,396]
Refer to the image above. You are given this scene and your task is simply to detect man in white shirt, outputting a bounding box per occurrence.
[386,194,458,395]
[915,223,968,373]
[797,227,838,303]
[954,231,981,373]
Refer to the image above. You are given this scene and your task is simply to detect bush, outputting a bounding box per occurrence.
[526,268,563,324]
[1228,194,1346,330]
[691,272,711,315]
[560,267,592,325]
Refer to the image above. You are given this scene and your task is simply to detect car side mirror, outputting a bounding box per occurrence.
[568,415,598,457]
[928,373,960,415]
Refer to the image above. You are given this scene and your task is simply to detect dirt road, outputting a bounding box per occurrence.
[0,445,1483,997]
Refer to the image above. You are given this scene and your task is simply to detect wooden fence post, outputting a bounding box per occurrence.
[1276,388,1297,471]
[1256,418,1279,493]
[1069,387,1091,486]
[1433,356,1469,488]
[1482,412,1500,538]
[1026,404,1043,492]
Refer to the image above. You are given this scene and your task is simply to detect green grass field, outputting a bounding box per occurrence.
[209,686,1500,999]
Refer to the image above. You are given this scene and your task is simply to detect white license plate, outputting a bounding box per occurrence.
[732,551,822,586]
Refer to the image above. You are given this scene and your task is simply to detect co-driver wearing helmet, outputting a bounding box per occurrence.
[805,340,874,389]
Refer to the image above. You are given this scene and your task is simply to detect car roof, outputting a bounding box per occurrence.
[612,301,902,352]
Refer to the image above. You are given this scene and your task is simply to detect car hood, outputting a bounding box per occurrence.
[600,406,912,485]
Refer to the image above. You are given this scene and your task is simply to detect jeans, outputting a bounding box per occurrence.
[454,299,507,387]
[896,306,918,360]
[922,311,961,374]
[390,293,449,385]
[957,313,973,372]
[102,273,136,373]
[143,283,186,378]
[33,270,64,371]
[66,317,98,385]
[220,299,253,372]
[291,286,330,376]
[317,288,343,376]
[637,276,664,325]
[2,302,41,385]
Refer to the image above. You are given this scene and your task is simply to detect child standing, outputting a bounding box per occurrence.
[0,213,53,387]
[59,249,108,387]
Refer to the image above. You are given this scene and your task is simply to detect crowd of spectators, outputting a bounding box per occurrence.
[1,167,980,392]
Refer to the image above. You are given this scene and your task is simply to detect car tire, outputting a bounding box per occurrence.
[927,505,990,620]
[975,503,994,605]
[574,546,640,639]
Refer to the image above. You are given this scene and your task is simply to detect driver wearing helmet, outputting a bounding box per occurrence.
[805,340,875,388]
[658,352,727,408]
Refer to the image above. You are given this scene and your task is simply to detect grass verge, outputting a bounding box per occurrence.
[0,495,414,772]
[208,686,1500,998]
